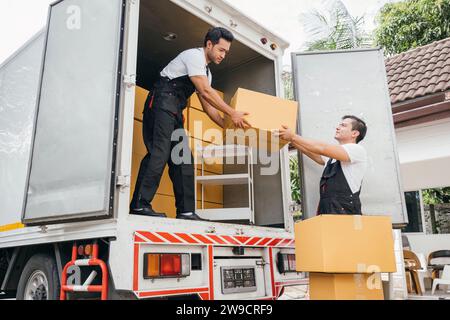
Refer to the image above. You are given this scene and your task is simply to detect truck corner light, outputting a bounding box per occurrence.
[143,253,190,279]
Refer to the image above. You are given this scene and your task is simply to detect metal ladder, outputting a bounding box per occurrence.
[60,241,108,300]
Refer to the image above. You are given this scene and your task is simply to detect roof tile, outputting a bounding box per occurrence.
[386,37,450,104]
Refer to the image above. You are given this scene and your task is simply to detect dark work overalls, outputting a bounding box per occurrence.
[130,72,201,215]
[317,159,362,215]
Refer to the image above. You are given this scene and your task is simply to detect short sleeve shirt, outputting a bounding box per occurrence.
[322,144,368,194]
[160,48,212,85]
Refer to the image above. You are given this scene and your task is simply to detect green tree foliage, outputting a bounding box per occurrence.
[375,0,450,55]
[290,154,301,205]
[300,0,373,51]
[422,187,450,205]
[282,70,294,101]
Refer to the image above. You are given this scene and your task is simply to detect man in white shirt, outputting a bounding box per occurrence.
[131,27,250,220]
[276,115,368,215]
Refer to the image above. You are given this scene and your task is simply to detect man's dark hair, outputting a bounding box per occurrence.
[343,115,367,144]
[204,27,234,47]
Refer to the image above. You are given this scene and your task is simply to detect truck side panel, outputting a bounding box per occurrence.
[23,0,124,224]
[292,49,408,225]
[0,31,45,228]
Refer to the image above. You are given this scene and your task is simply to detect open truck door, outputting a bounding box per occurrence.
[292,48,408,226]
[22,0,125,225]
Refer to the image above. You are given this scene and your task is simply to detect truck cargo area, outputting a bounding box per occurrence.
[131,0,288,229]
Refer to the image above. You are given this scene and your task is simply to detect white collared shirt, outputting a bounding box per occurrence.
[322,143,368,194]
[160,48,212,84]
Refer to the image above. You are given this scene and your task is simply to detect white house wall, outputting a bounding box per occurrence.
[396,118,450,191]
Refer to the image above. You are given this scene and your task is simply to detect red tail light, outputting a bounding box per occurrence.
[143,253,190,279]
[161,254,181,276]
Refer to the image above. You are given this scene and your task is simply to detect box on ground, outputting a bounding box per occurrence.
[309,273,384,300]
[224,88,298,151]
[295,215,396,273]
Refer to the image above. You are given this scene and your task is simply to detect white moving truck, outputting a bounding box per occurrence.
[0,0,305,300]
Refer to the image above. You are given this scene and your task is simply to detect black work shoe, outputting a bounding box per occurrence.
[131,207,167,218]
[176,212,206,221]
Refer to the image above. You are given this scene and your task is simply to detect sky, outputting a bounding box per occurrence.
[0,0,402,67]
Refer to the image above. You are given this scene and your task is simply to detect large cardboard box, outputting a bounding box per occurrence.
[188,108,223,145]
[309,273,384,300]
[295,215,396,273]
[190,137,224,175]
[196,170,223,205]
[131,185,222,219]
[151,194,222,219]
[134,86,188,123]
[131,89,225,213]
[134,119,222,174]
[134,86,148,121]
[132,120,147,157]
[131,152,223,205]
[224,88,298,150]
[130,153,173,197]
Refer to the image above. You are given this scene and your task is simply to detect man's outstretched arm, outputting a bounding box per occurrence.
[294,143,326,166]
[190,75,250,129]
[276,125,351,163]
[198,94,224,128]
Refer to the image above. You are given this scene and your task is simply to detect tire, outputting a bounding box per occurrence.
[16,254,60,300]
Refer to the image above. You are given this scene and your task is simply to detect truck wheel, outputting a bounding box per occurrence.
[16,254,60,300]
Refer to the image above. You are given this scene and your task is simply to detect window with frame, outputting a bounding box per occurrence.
[402,191,423,233]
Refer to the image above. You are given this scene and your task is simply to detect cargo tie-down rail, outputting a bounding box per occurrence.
[60,241,108,300]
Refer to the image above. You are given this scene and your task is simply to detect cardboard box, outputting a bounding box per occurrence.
[224,88,298,150]
[130,153,173,197]
[151,194,221,219]
[196,170,223,205]
[134,86,148,121]
[131,97,224,207]
[196,200,223,212]
[190,137,224,175]
[152,194,177,218]
[131,152,223,204]
[309,273,384,300]
[188,108,223,145]
[133,119,222,174]
[132,120,146,157]
[295,215,396,273]
[134,86,187,124]
[132,190,222,219]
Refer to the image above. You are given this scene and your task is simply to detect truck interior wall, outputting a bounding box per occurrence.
[0,31,45,226]
[214,58,284,227]
[134,0,285,228]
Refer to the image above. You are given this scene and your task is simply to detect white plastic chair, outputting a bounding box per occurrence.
[432,265,450,295]
[416,253,431,292]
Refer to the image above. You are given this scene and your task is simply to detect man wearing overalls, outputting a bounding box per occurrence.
[131,27,250,220]
[276,116,368,215]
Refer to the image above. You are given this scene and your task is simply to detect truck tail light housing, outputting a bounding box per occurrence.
[277,253,297,274]
[143,253,190,279]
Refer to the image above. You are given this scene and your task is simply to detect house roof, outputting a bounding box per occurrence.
[385,37,450,105]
